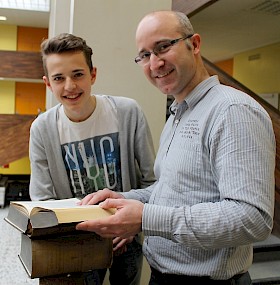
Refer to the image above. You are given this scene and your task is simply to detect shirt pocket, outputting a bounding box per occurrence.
[162,141,202,195]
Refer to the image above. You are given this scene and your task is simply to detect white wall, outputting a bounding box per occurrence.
[47,0,171,151]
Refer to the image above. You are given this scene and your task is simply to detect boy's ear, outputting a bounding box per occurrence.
[43,76,52,90]
[91,67,97,84]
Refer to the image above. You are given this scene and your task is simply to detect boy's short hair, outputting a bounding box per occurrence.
[41,33,93,77]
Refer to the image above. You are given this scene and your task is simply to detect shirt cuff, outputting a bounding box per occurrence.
[142,203,173,240]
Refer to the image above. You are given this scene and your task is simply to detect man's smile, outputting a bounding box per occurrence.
[154,68,174,78]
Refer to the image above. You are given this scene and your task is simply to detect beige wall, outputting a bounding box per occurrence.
[0,157,31,175]
[0,25,17,115]
[0,25,17,50]
[48,0,171,152]
[233,42,280,95]
[0,81,15,114]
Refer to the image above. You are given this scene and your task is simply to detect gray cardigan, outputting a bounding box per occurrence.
[29,95,156,201]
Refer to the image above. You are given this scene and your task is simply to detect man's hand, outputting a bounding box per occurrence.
[78,188,124,205]
[76,198,144,238]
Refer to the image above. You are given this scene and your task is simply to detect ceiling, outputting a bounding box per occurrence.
[0,0,280,62]
[0,7,49,28]
[190,0,280,61]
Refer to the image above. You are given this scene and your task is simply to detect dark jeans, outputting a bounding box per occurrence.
[85,238,143,285]
[149,267,252,285]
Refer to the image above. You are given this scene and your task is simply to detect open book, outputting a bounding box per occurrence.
[5,198,115,237]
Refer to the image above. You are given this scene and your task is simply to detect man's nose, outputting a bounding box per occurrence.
[149,53,164,70]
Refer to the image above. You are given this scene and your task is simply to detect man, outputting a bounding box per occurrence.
[29,33,156,285]
[76,11,276,284]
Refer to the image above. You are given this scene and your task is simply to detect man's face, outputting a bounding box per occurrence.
[135,13,198,102]
[43,51,96,120]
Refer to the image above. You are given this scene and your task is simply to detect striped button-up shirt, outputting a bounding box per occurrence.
[123,76,275,280]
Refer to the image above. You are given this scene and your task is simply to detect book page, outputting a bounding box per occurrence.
[10,198,116,228]
[53,206,116,224]
[10,198,81,216]
[29,198,81,215]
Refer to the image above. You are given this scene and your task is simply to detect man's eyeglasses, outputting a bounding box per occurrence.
[134,34,194,66]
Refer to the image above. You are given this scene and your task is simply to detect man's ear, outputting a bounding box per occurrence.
[191,34,201,55]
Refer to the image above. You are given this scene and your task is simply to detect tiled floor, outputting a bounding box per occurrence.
[0,206,38,285]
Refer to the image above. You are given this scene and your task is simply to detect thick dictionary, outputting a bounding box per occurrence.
[5,197,115,237]
[19,232,113,278]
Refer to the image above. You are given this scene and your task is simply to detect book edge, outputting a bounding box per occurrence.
[18,254,33,278]
[4,217,26,234]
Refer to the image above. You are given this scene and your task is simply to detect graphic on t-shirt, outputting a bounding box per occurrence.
[61,132,121,198]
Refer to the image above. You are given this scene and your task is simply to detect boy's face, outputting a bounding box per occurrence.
[43,51,96,121]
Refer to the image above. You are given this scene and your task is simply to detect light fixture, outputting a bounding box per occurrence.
[0,0,50,12]
[0,16,7,20]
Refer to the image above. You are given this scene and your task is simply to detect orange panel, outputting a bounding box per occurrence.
[16,27,48,114]
[17,26,48,51]
[214,59,233,77]
[15,82,46,115]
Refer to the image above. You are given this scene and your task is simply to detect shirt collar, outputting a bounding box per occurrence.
[169,75,220,115]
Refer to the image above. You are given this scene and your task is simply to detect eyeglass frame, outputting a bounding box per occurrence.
[134,34,194,65]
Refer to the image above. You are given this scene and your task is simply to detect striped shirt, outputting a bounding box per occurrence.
[123,76,275,280]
